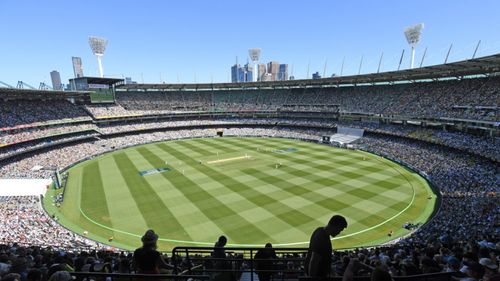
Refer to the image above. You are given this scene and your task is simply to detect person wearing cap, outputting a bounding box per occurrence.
[305,214,348,277]
[479,258,499,281]
[133,229,172,274]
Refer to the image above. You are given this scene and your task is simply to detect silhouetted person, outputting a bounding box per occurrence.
[305,215,348,278]
[213,235,227,270]
[254,243,277,281]
[133,229,172,274]
[212,236,236,280]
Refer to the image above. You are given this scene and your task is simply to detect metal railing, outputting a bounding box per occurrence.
[298,272,453,281]
[70,272,209,281]
[172,246,308,281]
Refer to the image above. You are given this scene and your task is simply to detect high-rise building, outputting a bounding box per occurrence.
[231,64,245,82]
[232,63,255,82]
[50,71,62,90]
[244,63,253,82]
[312,71,322,79]
[231,64,239,82]
[258,64,267,81]
[278,64,288,81]
[267,61,280,81]
[72,57,84,78]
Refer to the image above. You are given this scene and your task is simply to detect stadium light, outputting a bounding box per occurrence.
[248,48,261,82]
[404,23,424,69]
[89,36,108,77]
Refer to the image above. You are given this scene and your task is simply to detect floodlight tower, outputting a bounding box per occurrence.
[404,23,424,69]
[88,36,108,77]
[248,48,261,82]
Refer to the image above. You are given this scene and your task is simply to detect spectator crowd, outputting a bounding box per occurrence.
[0,75,498,280]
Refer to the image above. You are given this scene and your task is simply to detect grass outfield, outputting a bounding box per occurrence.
[44,137,437,251]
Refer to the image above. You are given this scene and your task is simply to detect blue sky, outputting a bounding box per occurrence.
[1,0,500,86]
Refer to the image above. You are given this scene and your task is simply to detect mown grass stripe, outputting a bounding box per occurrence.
[196,137,238,153]
[136,146,271,243]
[175,139,214,156]
[97,156,149,234]
[81,161,113,227]
[112,152,189,239]
[162,141,324,233]
[223,138,407,198]
[220,138,410,217]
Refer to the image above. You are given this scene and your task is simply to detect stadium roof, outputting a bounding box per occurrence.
[69,76,124,85]
[119,53,500,90]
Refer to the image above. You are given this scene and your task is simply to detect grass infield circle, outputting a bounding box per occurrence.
[44,137,437,251]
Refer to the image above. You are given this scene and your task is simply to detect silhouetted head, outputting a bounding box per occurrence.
[217,236,227,246]
[141,229,158,248]
[325,215,348,237]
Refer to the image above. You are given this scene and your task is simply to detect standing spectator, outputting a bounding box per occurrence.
[254,243,277,281]
[213,235,228,270]
[133,230,171,274]
[212,235,236,280]
[305,215,348,278]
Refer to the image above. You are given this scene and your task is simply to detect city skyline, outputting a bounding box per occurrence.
[1,0,500,86]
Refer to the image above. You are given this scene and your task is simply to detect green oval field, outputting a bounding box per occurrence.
[44,137,437,251]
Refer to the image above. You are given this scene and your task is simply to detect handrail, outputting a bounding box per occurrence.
[298,271,453,281]
[70,272,209,280]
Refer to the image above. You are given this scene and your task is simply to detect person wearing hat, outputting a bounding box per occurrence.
[133,230,172,274]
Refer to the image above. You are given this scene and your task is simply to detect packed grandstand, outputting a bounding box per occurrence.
[0,55,499,281]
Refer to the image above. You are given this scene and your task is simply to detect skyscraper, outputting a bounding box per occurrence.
[231,64,240,82]
[267,61,280,81]
[50,71,62,90]
[231,64,245,82]
[278,64,288,81]
[232,63,254,82]
[72,57,84,78]
[244,63,253,82]
[258,64,267,81]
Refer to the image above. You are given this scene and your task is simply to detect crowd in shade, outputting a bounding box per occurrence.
[114,76,499,120]
[335,120,500,162]
[0,101,90,128]
[0,124,97,146]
